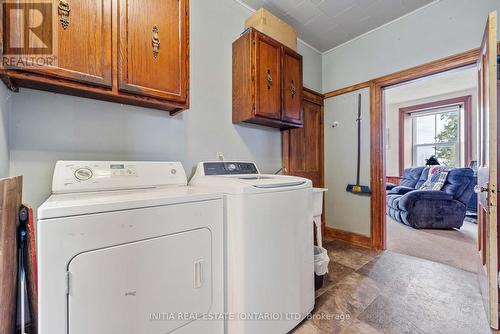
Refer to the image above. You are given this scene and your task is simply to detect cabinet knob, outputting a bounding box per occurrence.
[152,25,160,58]
[290,80,296,98]
[58,0,70,29]
[266,69,273,89]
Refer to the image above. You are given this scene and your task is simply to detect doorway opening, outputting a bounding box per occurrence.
[383,66,479,272]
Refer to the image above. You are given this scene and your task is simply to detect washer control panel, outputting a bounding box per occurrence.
[52,161,187,193]
[202,162,259,176]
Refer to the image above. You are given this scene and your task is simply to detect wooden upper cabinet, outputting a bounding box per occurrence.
[5,0,113,87]
[0,0,189,113]
[118,0,189,102]
[281,48,303,125]
[232,28,303,129]
[255,33,281,120]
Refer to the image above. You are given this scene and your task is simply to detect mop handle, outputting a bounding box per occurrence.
[356,94,362,185]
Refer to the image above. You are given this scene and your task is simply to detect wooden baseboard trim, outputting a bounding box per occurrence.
[324,226,372,249]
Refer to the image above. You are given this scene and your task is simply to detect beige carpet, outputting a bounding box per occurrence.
[387,217,479,272]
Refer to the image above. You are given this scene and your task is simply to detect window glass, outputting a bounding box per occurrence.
[414,115,435,144]
[411,108,460,167]
[435,144,458,167]
[436,112,458,143]
[414,145,435,166]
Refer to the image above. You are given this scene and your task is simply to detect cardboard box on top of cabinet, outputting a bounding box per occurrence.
[245,8,298,51]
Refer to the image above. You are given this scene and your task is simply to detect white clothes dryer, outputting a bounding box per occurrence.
[37,161,224,334]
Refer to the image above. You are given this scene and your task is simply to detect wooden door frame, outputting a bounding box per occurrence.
[324,46,496,250]
[371,50,479,249]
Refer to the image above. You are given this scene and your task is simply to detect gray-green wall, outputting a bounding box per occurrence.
[324,88,371,236]
[0,84,10,178]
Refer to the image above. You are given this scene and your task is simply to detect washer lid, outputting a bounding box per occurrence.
[233,174,308,188]
[38,186,222,220]
[189,174,312,194]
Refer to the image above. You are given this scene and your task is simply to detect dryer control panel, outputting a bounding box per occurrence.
[52,161,187,193]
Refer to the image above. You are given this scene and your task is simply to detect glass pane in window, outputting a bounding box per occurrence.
[435,144,458,167]
[414,145,435,166]
[414,115,435,144]
[436,111,459,143]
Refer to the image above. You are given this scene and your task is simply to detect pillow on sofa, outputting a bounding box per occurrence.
[419,166,451,191]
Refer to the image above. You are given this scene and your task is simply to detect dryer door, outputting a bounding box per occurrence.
[67,228,212,334]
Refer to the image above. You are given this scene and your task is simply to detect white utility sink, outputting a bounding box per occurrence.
[313,188,327,216]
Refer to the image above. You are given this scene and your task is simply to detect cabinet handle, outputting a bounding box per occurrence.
[152,25,160,58]
[58,0,70,30]
[290,80,296,98]
[266,69,273,89]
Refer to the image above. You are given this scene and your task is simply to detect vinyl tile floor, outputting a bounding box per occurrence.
[292,239,493,334]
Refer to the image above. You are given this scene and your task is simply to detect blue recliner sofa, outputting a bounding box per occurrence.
[386,167,475,229]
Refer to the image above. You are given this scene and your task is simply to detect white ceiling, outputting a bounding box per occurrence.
[238,0,436,52]
[384,66,478,105]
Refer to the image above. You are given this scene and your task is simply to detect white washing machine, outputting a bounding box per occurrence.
[37,161,224,334]
[189,161,314,334]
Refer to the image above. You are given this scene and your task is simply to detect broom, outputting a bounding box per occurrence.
[346,94,371,194]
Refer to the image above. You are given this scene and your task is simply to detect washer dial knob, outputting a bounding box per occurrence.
[74,168,93,181]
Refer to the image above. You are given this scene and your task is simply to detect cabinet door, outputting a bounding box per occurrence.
[118,0,189,102]
[286,99,322,186]
[3,0,112,87]
[254,32,281,120]
[281,49,303,124]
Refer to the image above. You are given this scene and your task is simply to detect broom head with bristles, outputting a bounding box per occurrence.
[346,184,371,194]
